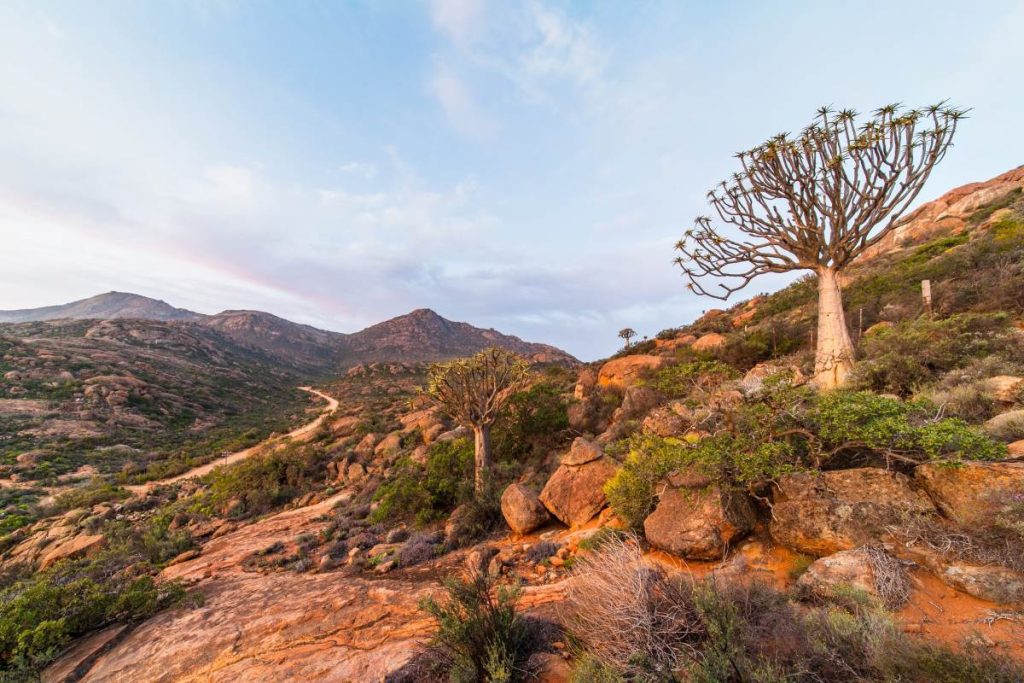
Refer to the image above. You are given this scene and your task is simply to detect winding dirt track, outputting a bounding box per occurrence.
[126,387,338,495]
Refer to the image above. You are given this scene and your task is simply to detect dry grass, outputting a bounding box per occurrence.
[864,545,911,609]
[562,533,700,677]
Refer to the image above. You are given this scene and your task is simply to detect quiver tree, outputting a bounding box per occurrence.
[426,347,530,492]
[675,103,965,388]
[618,327,637,348]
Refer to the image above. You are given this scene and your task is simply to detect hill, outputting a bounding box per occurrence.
[0,292,202,324]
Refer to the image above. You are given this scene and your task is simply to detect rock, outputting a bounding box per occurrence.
[465,546,499,575]
[374,433,403,457]
[770,469,934,556]
[983,376,1024,403]
[573,368,598,400]
[796,547,877,600]
[642,405,688,437]
[934,563,1024,604]
[318,555,340,571]
[436,426,470,442]
[501,484,551,535]
[914,461,1024,524]
[864,321,893,336]
[597,355,667,389]
[346,462,367,483]
[561,437,603,466]
[1008,439,1024,458]
[984,409,1024,440]
[354,433,378,457]
[539,455,619,528]
[526,652,572,683]
[739,363,806,395]
[374,560,396,574]
[643,475,755,560]
[421,424,445,444]
[691,333,727,352]
[38,534,106,570]
[167,549,201,566]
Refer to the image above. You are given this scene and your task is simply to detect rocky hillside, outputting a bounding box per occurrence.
[199,310,344,373]
[0,292,203,323]
[6,167,1024,683]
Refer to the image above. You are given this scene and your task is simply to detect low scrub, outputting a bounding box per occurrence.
[565,537,1024,682]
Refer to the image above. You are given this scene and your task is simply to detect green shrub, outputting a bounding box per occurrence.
[605,388,1004,528]
[419,572,534,683]
[204,442,327,518]
[641,361,738,399]
[854,313,1024,396]
[0,554,187,671]
[371,439,474,525]
[492,382,570,463]
[49,477,129,514]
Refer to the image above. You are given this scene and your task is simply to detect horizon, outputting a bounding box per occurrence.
[1,1,1023,360]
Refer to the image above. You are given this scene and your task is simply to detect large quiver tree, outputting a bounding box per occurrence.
[426,347,530,492]
[675,103,965,388]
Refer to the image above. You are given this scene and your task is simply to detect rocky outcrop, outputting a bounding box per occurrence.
[914,461,1024,524]
[643,472,755,560]
[596,355,666,389]
[739,363,806,395]
[982,376,1024,403]
[501,484,551,535]
[932,563,1024,605]
[861,165,1024,259]
[539,439,618,527]
[38,533,106,570]
[770,469,934,556]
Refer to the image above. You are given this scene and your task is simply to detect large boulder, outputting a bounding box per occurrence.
[573,367,598,400]
[597,355,667,389]
[770,469,934,556]
[982,376,1024,403]
[38,534,106,570]
[933,563,1024,605]
[984,409,1024,440]
[914,461,1024,524]
[643,472,755,560]
[500,484,551,535]
[796,547,878,600]
[691,333,727,353]
[539,441,619,527]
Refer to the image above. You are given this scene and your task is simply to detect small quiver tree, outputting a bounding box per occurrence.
[674,103,964,389]
[618,327,637,349]
[426,347,530,493]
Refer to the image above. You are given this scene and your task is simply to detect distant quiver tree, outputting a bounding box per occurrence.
[618,327,637,348]
[674,103,965,388]
[426,347,530,492]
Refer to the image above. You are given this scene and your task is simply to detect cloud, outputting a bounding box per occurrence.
[337,161,378,180]
[428,62,497,138]
[430,0,485,47]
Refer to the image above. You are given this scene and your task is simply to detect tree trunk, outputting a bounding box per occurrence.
[813,267,856,389]
[472,424,492,493]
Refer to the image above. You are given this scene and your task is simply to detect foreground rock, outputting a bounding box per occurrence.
[501,484,551,535]
[796,547,879,600]
[643,471,755,560]
[539,439,618,527]
[770,469,934,556]
[914,461,1024,524]
[596,355,666,389]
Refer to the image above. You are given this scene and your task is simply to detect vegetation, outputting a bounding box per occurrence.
[618,328,637,348]
[426,348,531,492]
[565,537,1024,682]
[605,382,1004,528]
[675,103,965,388]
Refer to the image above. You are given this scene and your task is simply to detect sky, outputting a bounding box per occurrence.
[0,1,1022,360]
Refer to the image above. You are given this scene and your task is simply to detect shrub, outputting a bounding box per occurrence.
[854,313,1024,396]
[203,442,327,518]
[398,532,442,567]
[566,540,1024,682]
[604,388,1004,528]
[492,382,570,463]
[48,477,129,514]
[419,572,533,682]
[371,439,474,525]
[641,361,738,399]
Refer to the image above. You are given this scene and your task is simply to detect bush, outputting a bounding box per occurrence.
[641,361,738,399]
[0,554,187,671]
[203,442,327,518]
[854,313,1024,396]
[419,572,535,682]
[566,539,1024,682]
[48,477,129,514]
[371,439,474,525]
[604,387,1004,528]
[492,382,570,463]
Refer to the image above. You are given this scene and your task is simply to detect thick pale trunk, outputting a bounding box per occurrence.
[813,267,856,389]
[473,424,492,493]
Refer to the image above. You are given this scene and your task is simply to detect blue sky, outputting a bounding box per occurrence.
[1,1,1022,360]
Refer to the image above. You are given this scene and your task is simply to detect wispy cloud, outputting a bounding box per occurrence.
[428,62,498,138]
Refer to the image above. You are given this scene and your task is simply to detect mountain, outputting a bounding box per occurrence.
[200,310,345,373]
[0,291,202,324]
[340,308,576,366]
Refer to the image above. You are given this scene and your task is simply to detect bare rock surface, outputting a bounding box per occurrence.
[914,461,1024,524]
[796,547,877,600]
[539,452,618,528]
[770,469,934,556]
